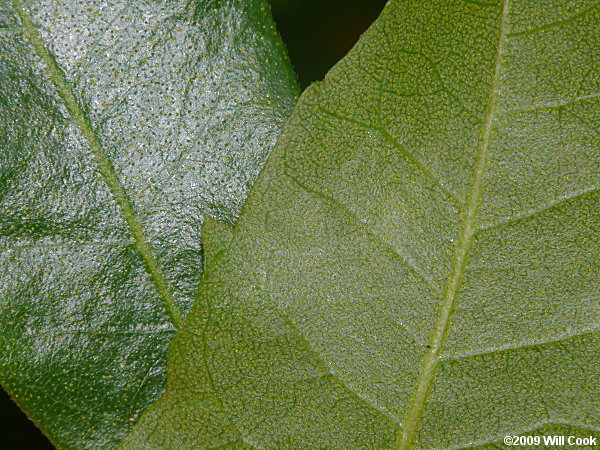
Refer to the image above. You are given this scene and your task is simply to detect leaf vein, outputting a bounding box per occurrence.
[506,2,600,39]
[284,172,439,293]
[475,184,600,234]
[440,325,600,362]
[397,1,511,447]
[12,0,183,329]
[505,92,600,115]
[316,106,462,205]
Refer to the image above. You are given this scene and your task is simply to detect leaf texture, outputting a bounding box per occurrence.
[128,0,600,447]
[0,0,298,447]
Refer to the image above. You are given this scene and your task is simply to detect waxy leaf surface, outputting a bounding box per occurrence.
[128,0,600,447]
[0,0,297,447]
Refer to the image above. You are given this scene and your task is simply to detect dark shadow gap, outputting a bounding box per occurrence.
[0,387,53,449]
[270,0,388,89]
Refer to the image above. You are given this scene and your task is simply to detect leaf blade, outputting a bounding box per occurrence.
[139,0,599,447]
[0,0,298,446]
[12,0,185,328]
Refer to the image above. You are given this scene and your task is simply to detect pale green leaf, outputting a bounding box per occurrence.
[0,0,298,447]
[129,0,600,447]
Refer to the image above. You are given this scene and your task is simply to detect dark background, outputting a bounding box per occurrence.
[270,0,386,89]
[0,0,386,447]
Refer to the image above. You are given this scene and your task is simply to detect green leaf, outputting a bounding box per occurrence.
[0,0,298,447]
[129,0,600,447]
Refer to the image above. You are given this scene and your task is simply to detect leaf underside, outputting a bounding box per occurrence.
[0,0,298,447]
[127,0,600,448]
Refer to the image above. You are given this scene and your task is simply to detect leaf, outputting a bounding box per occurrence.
[0,0,298,447]
[128,0,600,447]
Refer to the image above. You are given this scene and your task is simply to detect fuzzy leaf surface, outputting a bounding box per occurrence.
[128,0,600,447]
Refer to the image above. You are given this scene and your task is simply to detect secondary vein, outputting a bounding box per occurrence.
[396,1,510,448]
[13,0,184,329]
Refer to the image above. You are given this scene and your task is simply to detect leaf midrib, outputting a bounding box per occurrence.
[13,0,183,329]
[396,1,510,447]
